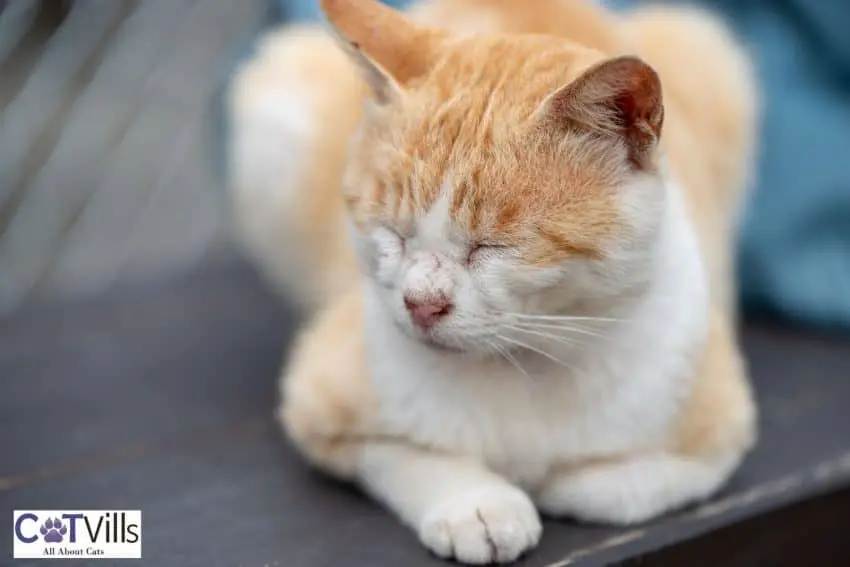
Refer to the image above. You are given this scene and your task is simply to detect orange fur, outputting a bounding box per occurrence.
[280,284,374,478]
[231,0,756,307]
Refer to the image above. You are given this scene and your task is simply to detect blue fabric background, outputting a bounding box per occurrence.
[237,0,850,330]
[691,0,850,329]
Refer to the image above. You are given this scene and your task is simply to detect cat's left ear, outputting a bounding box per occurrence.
[539,56,664,170]
[320,0,441,105]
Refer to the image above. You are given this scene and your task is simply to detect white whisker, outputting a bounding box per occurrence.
[487,339,532,380]
[511,321,607,341]
[506,313,624,324]
[496,334,581,374]
[506,325,589,347]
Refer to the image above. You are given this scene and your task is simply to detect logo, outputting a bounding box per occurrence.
[13,510,142,559]
[40,517,68,543]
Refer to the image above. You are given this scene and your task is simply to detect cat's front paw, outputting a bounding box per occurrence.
[419,486,542,564]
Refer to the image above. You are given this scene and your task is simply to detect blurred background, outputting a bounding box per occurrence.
[1,1,849,566]
[0,0,265,316]
[0,0,848,329]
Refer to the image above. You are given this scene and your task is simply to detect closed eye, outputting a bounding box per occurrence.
[466,244,509,266]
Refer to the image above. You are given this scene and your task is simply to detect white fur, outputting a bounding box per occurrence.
[359,443,542,564]
[535,451,741,525]
[227,32,345,305]
[348,173,729,561]
[227,52,318,296]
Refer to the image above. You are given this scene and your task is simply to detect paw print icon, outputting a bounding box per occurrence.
[40,518,68,543]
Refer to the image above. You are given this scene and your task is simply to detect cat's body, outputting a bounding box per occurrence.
[227,0,758,563]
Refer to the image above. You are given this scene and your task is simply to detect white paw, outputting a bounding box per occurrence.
[419,486,542,564]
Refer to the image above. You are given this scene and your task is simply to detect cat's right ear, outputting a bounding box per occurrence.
[320,0,440,105]
[537,56,664,170]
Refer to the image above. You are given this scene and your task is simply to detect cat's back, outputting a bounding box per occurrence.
[626,6,759,313]
[410,0,626,54]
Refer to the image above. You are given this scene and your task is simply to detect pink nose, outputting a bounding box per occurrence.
[404,295,453,329]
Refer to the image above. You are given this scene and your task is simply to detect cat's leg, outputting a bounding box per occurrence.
[536,312,755,526]
[280,291,541,563]
[534,452,740,525]
[359,442,542,564]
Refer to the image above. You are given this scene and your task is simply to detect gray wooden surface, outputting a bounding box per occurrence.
[1,263,849,566]
[0,0,266,315]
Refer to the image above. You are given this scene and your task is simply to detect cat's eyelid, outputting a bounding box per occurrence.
[467,242,512,265]
[472,242,509,250]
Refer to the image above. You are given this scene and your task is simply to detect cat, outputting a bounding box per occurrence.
[226,0,759,563]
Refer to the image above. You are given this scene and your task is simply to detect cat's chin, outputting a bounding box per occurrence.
[418,334,466,353]
[408,330,512,361]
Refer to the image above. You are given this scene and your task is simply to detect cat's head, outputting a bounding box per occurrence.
[324,0,667,353]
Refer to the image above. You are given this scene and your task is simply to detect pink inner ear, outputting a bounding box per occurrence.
[614,82,664,166]
[544,56,664,169]
[615,66,664,138]
[614,90,639,128]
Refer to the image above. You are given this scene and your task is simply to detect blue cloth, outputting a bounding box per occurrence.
[242,0,850,330]
[693,0,850,329]
[273,0,410,21]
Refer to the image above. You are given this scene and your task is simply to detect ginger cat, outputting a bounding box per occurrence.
[227,0,759,563]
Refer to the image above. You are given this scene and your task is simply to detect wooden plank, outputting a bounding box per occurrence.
[0,264,291,475]
[617,489,850,567]
[0,425,441,567]
[0,266,849,566]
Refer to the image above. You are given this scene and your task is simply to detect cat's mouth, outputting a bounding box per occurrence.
[392,315,470,353]
[400,322,466,353]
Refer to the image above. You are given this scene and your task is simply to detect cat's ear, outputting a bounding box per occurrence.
[320,0,439,105]
[539,56,664,169]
